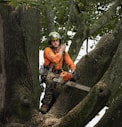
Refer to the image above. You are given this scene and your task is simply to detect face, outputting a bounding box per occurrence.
[51,40,60,48]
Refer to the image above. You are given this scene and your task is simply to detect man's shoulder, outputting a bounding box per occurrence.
[44,47,51,50]
[44,47,53,52]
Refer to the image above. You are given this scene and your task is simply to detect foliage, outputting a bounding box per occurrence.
[39,0,72,49]
[8,0,121,51]
[8,0,40,8]
[39,0,121,50]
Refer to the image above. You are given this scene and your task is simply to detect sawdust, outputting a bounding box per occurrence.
[42,113,61,127]
[30,111,61,127]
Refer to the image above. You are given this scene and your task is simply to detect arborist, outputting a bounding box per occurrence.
[40,31,76,114]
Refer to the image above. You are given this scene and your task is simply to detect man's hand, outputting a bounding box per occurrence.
[60,71,73,81]
[60,44,66,51]
[59,44,66,55]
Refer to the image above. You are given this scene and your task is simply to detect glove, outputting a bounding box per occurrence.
[70,71,80,81]
[60,71,73,81]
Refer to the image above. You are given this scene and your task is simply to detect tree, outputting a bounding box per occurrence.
[0,3,41,126]
[0,0,122,127]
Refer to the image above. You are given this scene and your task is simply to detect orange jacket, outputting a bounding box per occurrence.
[43,47,76,71]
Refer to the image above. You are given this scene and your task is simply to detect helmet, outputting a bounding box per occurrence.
[48,32,61,44]
[49,32,61,41]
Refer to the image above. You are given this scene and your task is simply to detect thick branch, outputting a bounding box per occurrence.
[95,95,122,127]
[68,0,121,61]
[89,0,121,35]
[99,32,122,101]
[45,5,55,34]
[56,83,110,127]
[76,18,122,87]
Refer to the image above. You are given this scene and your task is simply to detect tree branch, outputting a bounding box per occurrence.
[57,83,110,127]
[95,95,122,127]
[89,0,121,35]
[68,0,121,61]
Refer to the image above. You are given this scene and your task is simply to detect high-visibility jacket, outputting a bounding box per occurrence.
[43,47,76,71]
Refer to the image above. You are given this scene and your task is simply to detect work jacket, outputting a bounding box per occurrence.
[43,47,76,71]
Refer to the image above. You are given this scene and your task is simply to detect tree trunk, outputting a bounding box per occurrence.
[0,4,41,126]
[0,11,6,126]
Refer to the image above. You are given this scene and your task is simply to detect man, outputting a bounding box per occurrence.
[40,31,76,114]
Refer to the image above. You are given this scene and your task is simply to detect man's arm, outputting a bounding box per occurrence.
[64,52,76,72]
[44,44,66,63]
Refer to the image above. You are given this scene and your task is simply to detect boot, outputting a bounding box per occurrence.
[40,104,49,114]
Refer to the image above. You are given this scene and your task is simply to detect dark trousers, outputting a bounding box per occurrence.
[41,81,59,107]
[41,70,62,107]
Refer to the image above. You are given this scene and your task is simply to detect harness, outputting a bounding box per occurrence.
[44,65,62,74]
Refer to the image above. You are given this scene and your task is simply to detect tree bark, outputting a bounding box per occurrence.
[0,4,41,126]
[0,13,6,125]
[95,95,122,127]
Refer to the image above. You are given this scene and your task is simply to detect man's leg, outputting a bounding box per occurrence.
[40,83,55,114]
